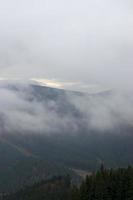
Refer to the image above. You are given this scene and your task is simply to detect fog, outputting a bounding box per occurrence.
[0,0,132,91]
[0,82,133,136]
[0,0,132,135]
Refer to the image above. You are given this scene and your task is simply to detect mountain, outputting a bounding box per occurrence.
[0,81,133,193]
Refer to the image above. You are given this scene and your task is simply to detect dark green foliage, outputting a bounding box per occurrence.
[4,166,133,200]
[70,166,133,200]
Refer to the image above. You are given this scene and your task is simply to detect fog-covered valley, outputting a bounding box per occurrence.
[0,81,133,193]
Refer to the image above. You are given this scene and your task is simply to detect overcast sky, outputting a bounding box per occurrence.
[0,0,132,92]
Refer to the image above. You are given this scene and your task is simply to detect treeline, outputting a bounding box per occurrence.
[70,165,133,200]
[4,166,133,200]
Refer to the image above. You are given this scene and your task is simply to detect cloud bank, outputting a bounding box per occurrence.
[0,0,132,135]
[0,82,133,136]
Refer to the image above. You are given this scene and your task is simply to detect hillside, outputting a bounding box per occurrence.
[4,166,133,200]
[0,83,133,193]
[4,175,71,200]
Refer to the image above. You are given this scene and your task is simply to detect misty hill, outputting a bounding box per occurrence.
[4,166,133,200]
[0,134,73,193]
[4,175,71,200]
[0,147,69,191]
[0,82,133,193]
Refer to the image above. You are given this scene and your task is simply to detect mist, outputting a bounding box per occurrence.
[0,0,132,135]
[0,81,133,136]
[0,0,132,91]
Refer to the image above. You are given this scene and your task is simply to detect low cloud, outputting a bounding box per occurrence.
[0,82,133,136]
[69,91,133,131]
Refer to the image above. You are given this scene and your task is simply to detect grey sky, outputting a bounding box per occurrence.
[0,0,132,91]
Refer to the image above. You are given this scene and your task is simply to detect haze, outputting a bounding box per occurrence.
[0,0,132,92]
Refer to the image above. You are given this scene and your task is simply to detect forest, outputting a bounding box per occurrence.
[4,166,133,200]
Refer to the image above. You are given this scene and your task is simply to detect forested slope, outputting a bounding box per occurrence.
[4,166,133,200]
